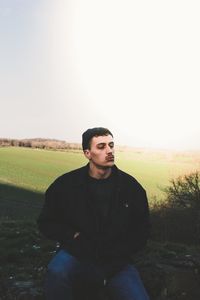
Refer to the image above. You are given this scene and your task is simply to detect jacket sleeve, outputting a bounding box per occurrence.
[37,180,77,243]
[129,188,150,253]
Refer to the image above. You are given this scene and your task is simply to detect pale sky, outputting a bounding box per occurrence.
[1,0,200,150]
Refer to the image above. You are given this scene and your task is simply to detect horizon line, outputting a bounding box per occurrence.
[0,136,199,152]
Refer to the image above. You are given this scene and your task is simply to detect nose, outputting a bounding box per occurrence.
[106,145,113,154]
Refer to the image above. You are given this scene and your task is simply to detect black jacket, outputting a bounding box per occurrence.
[37,164,150,267]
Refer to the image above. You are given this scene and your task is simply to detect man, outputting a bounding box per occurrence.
[38,127,150,300]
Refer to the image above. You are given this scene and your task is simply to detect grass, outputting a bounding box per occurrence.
[0,147,199,207]
[0,147,85,193]
[0,219,55,299]
[117,149,199,200]
[0,146,199,299]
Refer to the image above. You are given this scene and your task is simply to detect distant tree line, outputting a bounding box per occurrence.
[0,138,129,152]
[0,138,82,150]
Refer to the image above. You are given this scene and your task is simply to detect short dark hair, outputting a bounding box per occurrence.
[82,127,113,150]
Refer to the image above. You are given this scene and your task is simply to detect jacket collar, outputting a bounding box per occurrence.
[72,163,122,187]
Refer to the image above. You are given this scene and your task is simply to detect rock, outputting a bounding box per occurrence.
[2,245,200,300]
[161,269,200,300]
[13,280,34,289]
[4,280,43,300]
[138,261,200,300]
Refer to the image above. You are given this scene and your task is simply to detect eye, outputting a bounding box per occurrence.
[109,143,114,148]
[97,144,105,149]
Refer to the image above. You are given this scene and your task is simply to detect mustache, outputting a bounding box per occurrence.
[105,155,114,160]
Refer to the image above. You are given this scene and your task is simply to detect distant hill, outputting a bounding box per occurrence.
[0,138,82,150]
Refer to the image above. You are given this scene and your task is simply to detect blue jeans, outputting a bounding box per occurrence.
[45,249,150,300]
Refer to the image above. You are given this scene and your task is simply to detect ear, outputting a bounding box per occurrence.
[83,149,91,160]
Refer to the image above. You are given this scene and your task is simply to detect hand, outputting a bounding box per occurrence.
[73,232,80,239]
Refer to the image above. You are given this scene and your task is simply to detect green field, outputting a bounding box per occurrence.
[0,146,199,218]
[0,147,200,299]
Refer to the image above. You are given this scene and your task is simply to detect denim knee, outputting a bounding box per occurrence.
[47,250,79,281]
[107,264,150,300]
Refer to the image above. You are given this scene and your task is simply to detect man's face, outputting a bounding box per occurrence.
[84,134,115,168]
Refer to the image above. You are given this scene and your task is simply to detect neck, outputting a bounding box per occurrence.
[88,163,112,179]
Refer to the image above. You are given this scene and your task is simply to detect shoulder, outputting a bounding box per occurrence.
[115,166,146,193]
[46,165,88,191]
[115,167,149,208]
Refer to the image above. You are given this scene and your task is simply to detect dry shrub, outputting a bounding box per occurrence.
[151,171,200,245]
